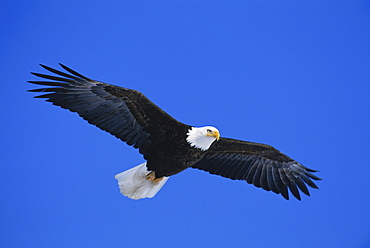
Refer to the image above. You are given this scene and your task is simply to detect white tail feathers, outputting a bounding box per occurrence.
[114,162,169,200]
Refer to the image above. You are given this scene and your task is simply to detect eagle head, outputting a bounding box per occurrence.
[186,126,220,151]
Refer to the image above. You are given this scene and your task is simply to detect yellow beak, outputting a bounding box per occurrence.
[212,131,220,141]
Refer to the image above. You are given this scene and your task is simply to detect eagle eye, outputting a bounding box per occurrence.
[207,129,212,133]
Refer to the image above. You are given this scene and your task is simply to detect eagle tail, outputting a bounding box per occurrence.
[114,162,169,200]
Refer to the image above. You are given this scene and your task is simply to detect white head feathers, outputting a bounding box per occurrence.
[186,126,220,151]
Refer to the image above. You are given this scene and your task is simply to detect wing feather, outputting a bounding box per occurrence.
[39,64,82,80]
[30,72,75,83]
[192,137,321,200]
[267,165,279,194]
[295,178,310,196]
[208,158,227,175]
[272,166,288,199]
[239,155,257,179]
[259,162,269,191]
[246,160,259,184]
[58,63,93,80]
[252,159,263,188]
[28,64,186,157]
[224,157,243,180]
[213,160,230,176]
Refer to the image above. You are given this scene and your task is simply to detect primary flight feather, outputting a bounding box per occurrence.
[29,64,321,200]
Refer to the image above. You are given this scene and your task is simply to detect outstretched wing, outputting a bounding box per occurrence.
[28,64,187,157]
[191,138,321,200]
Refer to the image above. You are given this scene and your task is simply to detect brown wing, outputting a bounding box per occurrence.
[28,64,188,158]
[191,137,321,200]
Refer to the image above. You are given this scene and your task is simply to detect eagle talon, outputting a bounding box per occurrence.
[146,171,155,181]
[153,177,164,183]
[146,171,163,183]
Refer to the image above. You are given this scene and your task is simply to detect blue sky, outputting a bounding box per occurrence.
[1,1,370,247]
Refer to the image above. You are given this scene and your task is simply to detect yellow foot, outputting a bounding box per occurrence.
[146,171,164,183]
[146,171,155,181]
[153,177,164,183]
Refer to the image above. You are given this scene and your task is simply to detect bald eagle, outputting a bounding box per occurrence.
[28,64,321,200]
